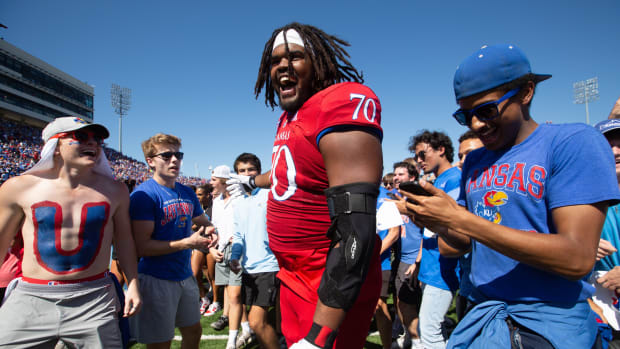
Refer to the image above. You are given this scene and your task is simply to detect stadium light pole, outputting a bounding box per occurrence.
[111,84,132,153]
[573,77,599,125]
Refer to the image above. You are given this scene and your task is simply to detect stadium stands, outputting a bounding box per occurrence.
[0,117,206,186]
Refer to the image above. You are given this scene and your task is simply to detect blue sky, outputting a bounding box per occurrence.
[2,1,619,178]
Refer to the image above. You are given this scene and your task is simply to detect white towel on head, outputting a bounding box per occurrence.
[23,138,114,179]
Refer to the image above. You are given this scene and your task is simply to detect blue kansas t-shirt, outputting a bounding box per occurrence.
[130,179,204,281]
[459,123,620,303]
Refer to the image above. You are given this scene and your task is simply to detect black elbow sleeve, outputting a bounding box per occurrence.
[318,182,379,310]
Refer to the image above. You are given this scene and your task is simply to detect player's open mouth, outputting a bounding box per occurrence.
[80,149,96,157]
[278,76,296,98]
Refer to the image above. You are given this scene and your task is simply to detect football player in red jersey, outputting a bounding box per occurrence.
[227,23,383,349]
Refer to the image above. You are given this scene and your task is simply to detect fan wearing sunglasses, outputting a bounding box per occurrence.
[0,116,141,348]
[398,44,620,348]
[129,133,218,348]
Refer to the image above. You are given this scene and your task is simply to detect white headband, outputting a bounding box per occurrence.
[23,138,114,179]
[272,29,305,51]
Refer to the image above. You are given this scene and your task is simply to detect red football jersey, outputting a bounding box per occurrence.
[267,82,382,251]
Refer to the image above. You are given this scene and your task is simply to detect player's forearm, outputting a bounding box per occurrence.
[450,209,599,280]
[437,228,471,257]
[136,238,191,257]
[0,233,14,261]
[230,238,244,262]
[115,234,140,282]
[192,214,213,228]
[312,300,346,331]
[379,227,399,255]
[254,171,271,189]
[0,210,23,258]
[416,239,423,263]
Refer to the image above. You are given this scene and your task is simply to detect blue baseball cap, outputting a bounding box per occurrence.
[595,119,620,135]
[453,44,551,101]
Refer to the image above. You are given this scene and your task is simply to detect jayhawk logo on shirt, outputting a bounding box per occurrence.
[475,190,508,224]
[178,215,188,229]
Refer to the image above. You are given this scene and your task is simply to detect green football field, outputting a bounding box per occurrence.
[128,292,459,348]
[128,307,384,348]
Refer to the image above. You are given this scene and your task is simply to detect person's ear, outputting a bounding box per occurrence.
[520,81,535,105]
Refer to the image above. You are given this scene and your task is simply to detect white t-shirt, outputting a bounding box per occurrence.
[211,194,236,251]
[376,201,403,231]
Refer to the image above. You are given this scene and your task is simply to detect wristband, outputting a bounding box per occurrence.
[305,322,338,349]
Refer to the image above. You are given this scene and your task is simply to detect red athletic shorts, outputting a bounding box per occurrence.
[271,236,381,348]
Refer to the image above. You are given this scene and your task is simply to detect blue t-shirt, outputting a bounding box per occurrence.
[377,186,396,271]
[130,179,204,281]
[418,166,461,291]
[400,216,422,265]
[458,123,620,303]
[458,253,472,299]
[595,203,620,271]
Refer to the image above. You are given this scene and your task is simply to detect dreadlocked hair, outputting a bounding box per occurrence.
[255,22,364,109]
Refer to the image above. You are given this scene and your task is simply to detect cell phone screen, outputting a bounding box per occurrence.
[386,192,399,200]
[398,181,432,196]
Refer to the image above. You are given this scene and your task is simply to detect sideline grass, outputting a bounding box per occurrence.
[128,284,462,348]
[129,308,383,348]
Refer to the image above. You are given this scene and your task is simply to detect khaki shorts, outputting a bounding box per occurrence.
[214,244,243,286]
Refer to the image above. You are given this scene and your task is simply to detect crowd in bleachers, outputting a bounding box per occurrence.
[0,117,206,186]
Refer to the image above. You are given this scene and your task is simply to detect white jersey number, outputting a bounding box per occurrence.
[350,93,377,122]
[271,144,297,201]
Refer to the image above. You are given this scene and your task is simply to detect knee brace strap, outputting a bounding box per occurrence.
[318,182,378,310]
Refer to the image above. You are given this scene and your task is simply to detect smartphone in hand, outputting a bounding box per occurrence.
[386,192,399,200]
[398,181,432,196]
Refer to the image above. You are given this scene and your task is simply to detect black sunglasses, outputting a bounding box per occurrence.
[416,150,426,161]
[153,151,184,161]
[452,88,520,126]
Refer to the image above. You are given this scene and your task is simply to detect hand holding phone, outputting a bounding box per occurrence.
[398,181,432,196]
[386,192,400,200]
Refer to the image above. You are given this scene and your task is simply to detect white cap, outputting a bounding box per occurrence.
[23,116,114,178]
[42,116,109,143]
[212,165,231,179]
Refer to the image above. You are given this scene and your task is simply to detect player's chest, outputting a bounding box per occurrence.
[28,198,112,233]
[273,123,324,171]
[271,122,328,196]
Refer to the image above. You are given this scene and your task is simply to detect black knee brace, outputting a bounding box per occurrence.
[318,182,378,310]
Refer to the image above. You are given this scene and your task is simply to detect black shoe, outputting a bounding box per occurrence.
[210,315,229,331]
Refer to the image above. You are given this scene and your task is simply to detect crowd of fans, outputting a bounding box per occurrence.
[0,117,206,186]
[3,27,620,349]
